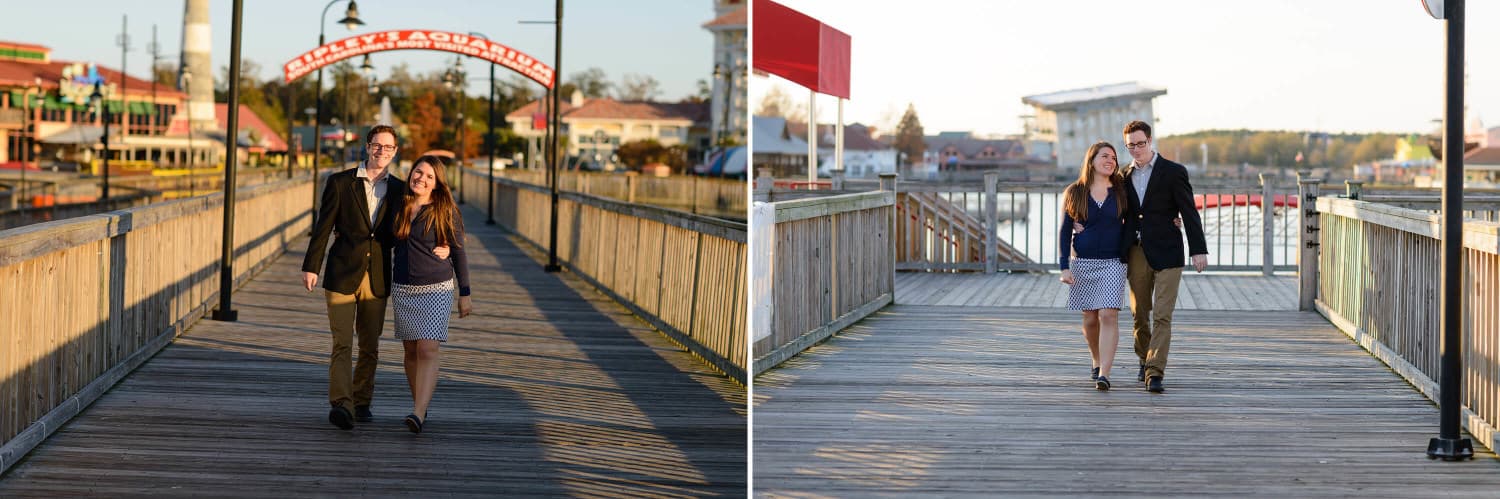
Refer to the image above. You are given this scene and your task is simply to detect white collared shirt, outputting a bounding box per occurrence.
[1131,152,1159,206]
[355,162,389,226]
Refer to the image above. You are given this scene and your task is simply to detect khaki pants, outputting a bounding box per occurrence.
[1127,245,1182,379]
[326,273,385,412]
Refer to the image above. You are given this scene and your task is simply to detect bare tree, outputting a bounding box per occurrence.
[618,73,662,101]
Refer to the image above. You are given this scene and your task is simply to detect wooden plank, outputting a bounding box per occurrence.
[0,207,747,495]
[754,306,1500,496]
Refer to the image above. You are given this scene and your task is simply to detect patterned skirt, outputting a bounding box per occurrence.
[392,279,455,342]
[1066,258,1127,311]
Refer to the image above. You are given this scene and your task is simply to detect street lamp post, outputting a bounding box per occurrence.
[90,83,111,211]
[546,0,563,272]
[469,31,499,225]
[1423,0,1474,461]
[212,0,246,322]
[20,78,42,210]
[358,54,374,167]
[182,68,195,197]
[312,0,364,218]
[521,1,563,272]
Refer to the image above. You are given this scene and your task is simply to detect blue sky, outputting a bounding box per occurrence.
[752,0,1500,137]
[2,0,718,100]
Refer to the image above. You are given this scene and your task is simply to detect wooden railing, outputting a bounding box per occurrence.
[752,187,896,375]
[493,169,745,219]
[463,170,747,383]
[0,175,313,474]
[1310,195,1500,453]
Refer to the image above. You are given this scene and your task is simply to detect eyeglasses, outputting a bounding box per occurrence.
[367,143,398,153]
[1125,140,1150,150]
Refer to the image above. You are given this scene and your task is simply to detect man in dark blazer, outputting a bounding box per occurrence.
[301,124,407,429]
[1119,120,1208,394]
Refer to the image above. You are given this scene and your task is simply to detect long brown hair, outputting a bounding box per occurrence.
[1062,141,1125,222]
[394,155,461,247]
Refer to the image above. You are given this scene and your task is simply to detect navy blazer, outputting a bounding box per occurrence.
[1121,155,1208,270]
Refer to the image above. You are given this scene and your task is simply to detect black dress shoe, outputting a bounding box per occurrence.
[1147,376,1164,393]
[1091,367,1100,381]
[355,406,373,423]
[1138,364,1147,382]
[1095,375,1111,391]
[329,406,354,430]
[404,413,424,434]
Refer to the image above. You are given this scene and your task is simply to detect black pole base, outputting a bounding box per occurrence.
[1426,437,1474,460]
[485,218,496,225]
[544,264,562,273]
[211,308,239,322]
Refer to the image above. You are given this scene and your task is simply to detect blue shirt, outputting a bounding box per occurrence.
[393,204,472,296]
[1059,189,1124,270]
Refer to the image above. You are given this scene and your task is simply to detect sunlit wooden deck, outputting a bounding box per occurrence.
[0,206,746,496]
[895,272,1297,310]
[753,305,1500,496]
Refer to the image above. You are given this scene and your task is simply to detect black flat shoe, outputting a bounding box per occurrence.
[1095,375,1111,391]
[329,406,354,430]
[404,413,424,434]
[1137,364,1147,383]
[1147,376,1164,393]
[355,406,373,423]
[1091,367,1100,381]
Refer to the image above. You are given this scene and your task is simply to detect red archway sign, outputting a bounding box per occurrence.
[282,29,554,88]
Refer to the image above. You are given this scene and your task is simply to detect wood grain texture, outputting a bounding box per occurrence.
[895,272,1298,311]
[0,206,747,497]
[753,306,1500,497]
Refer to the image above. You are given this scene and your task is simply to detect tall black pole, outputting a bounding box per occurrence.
[486,61,497,225]
[285,83,295,179]
[1427,0,1473,461]
[213,0,244,322]
[98,83,110,210]
[311,37,326,225]
[545,0,563,273]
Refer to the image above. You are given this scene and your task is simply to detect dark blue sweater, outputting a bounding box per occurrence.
[1059,189,1124,270]
[393,204,471,296]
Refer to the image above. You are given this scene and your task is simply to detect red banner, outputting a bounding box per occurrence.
[752,0,850,99]
[283,29,554,88]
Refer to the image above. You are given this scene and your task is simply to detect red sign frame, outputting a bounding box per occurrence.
[283,29,554,88]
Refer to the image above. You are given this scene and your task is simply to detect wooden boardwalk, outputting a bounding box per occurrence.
[753,306,1500,497]
[0,206,746,497]
[895,272,1297,310]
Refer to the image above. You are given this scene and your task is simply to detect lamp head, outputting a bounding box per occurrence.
[339,1,365,31]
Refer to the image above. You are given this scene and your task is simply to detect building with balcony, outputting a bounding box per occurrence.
[1022,82,1166,170]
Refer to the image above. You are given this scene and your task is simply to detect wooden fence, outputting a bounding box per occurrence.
[0,175,313,474]
[752,188,896,375]
[1310,194,1500,453]
[492,169,745,219]
[462,170,747,383]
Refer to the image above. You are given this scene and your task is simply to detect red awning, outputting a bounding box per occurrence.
[751,0,851,99]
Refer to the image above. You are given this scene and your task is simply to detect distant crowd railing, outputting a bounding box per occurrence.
[0,174,313,474]
[751,175,896,375]
[463,170,747,383]
[1304,178,1500,453]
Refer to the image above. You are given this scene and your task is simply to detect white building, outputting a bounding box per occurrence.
[506,91,706,171]
[703,0,746,145]
[791,122,896,178]
[1022,82,1167,170]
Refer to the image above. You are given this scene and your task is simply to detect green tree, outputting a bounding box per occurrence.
[893,103,926,165]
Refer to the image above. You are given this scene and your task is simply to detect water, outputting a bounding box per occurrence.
[940,191,1301,269]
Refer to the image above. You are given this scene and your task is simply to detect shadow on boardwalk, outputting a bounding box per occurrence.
[753,305,1500,497]
[0,206,746,497]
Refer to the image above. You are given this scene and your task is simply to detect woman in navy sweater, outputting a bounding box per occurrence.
[1059,141,1127,390]
[391,155,473,433]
